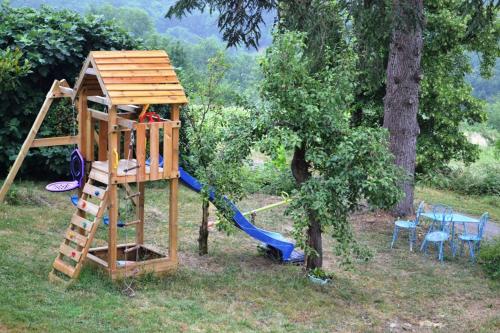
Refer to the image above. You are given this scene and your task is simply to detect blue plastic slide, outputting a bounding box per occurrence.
[179,167,304,263]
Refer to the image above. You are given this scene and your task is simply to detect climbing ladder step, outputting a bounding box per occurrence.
[70,214,93,232]
[59,243,82,262]
[51,175,110,283]
[83,183,106,200]
[77,199,100,216]
[124,220,141,227]
[53,258,76,277]
[65,228,88,247]
[89,169,109,185]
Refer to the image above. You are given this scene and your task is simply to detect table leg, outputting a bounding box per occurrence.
[451,222,456,257]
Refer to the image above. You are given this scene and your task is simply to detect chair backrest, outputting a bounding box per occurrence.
[414,201,425,225]
[477,212,489,239]
[432,204,453,233]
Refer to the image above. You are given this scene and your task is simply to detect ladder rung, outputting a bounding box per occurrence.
[124,220,141,227]
[70,214,93,232]
[89,169,109,185]
[123,245,141,253]
[125,192,140,199]
[59,243,82,262]
[53,258,76,277]
[65,229,88,247]
[77,199,100,217]
[48,271,70,285]
[83,183,106,200]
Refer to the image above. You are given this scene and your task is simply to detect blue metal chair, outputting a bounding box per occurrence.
[420,205,453,262]
[458,212,489,263]
[391,201,425,251]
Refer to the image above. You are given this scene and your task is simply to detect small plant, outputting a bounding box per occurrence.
[478,237,500,281]
[495,139,500,160]
[308,268,334,285]
[4,184,20,205]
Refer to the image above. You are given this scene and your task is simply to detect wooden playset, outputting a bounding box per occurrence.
[0,50,187,282]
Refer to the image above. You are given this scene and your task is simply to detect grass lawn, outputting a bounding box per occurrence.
[0,183,498,332]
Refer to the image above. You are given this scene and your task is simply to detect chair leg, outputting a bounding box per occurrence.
[439,242,444,262]
[421,238,428,253]
[459,240,464,256]
[391,226,399,249]
[409,229,414,252]
[468,241,475,263]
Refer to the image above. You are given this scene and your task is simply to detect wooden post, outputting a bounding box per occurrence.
[168,105,180,262]
[98,120,108,161]
[76,88,88,216]
[108,106,118,272]
[0,80,60,203]
[78,88,88,160]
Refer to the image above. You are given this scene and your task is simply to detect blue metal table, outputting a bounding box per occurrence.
[421,212,480,256]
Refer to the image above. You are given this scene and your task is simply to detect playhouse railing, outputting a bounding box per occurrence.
[93,113,179,182]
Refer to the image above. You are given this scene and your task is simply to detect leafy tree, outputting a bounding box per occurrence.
[166,0,276,49]
[167,0,499,217]
[0,4,138,177]
[487,96,500,132]
[0,48,31,91]
[88,4,155,39]
[259,30,402,269]
[349,0,499,175]
[381,0,424,216]
[182,51,252,255]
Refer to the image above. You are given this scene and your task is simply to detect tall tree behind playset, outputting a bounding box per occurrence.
[382,0,423,216]
[181,51,252,255]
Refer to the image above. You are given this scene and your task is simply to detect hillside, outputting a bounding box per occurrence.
[10,0,274,47]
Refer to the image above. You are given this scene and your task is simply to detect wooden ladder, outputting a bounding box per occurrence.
[49,170,109,283]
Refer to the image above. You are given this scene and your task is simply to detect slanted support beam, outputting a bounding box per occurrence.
[0,80,69,203]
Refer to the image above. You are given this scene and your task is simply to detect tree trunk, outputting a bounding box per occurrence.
[383,0,424,217]
[291,144,322,270]
[198,199,209,255]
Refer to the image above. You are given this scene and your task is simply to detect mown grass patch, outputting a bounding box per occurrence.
[0,182,498,332]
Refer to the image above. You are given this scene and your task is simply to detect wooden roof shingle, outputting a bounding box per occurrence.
[73,50,187,105]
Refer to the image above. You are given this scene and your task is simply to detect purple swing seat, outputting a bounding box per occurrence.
[46,149,84,193]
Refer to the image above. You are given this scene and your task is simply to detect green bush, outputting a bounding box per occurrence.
[495,139,500,159]
[478,238,500,280]
[419,161,500,196]
[0,4,138,178]
[242,163,296,196]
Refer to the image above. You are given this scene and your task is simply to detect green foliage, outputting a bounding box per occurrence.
[349,0,499,174]
[181,51,253,231]
[0,4,138,178]
[308,267,333,280]
[0,48,31,91]
[486,96,500,132]
[495,139,500,159]
[419,161,500,197]
[260,30,402,266]
[166,0,275,48]
[241,162,295,195]
[88,4,155,39]
[478,237,500,281]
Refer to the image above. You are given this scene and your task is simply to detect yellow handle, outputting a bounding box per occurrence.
[113,149,119,170]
